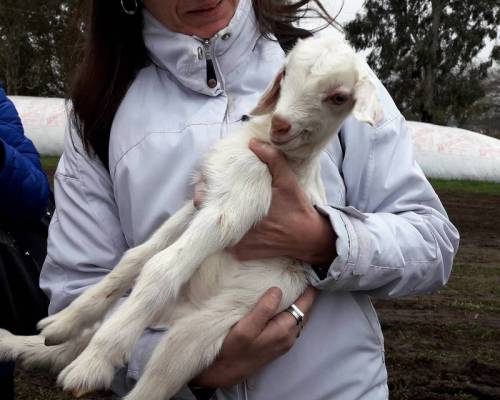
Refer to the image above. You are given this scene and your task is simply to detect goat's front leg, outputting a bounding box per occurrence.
[39,202,196,346]
[57,185,271,395]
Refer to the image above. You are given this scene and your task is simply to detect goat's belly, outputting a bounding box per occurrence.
[186,251,308,314]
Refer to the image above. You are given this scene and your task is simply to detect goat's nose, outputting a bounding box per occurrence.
[271,115,291,136]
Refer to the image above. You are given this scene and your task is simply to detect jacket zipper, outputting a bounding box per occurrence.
[201,39,218,89]
[197,36,231,137]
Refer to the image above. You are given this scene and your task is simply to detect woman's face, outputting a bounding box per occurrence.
[142,0,239,39]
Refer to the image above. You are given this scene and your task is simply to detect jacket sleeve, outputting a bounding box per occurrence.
[39,127,195,398]
[308,79,460,298]
[0,89,49,223]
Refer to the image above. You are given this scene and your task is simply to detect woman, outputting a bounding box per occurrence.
[40,1,459,399]
[0,86,50,400]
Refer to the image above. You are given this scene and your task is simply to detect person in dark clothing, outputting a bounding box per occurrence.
[0,86,50,399]
[0,88,50,223]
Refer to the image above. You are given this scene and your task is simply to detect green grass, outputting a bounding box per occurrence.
[41,156,60,170]
[429,178,500,195]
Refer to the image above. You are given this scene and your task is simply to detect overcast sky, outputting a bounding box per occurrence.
[318,0,497,61]
[330,0,365,24]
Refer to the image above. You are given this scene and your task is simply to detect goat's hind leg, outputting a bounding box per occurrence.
[125,296,250,400]
[39,202,196,345]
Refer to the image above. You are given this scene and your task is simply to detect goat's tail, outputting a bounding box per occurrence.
[0,327,95,373]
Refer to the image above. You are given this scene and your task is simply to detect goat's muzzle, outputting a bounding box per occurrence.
[270,115,291,138]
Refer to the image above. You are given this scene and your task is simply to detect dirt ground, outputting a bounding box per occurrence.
[377,186,500,400]
[12,182,500,400]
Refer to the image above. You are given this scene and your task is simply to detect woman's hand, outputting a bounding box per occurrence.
[229,139,337,265]
[191,286,319,389]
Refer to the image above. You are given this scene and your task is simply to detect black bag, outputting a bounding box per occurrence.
[0,196,54,335]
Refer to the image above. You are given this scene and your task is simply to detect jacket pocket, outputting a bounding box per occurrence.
[352,293,384,349]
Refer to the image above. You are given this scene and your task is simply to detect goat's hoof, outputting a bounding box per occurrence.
[72,389,91,398]
[36,314,55,330]
[39,315,79,346]
[44,336,63,347]
[58,352,115,395]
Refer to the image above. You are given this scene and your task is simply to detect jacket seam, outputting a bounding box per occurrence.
[59,159,125,253]
[359,114,402,209]
[337,212,353,280]
[111,122,223,179]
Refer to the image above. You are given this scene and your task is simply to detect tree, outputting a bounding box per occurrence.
[344,0,500,125]
[0,0,79,96]
[492,45,500,62]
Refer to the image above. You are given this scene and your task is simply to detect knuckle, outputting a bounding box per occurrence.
[275,322,292,343]
[231,326,252,344]
[284,333,296,350]
[260,302,277,317]
[278,332,295,352]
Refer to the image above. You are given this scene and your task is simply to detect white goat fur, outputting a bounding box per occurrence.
[0,35,383,400]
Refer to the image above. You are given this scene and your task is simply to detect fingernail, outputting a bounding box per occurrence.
[268,287,283,302]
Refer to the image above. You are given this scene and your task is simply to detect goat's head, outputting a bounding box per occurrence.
[251,35,384,159]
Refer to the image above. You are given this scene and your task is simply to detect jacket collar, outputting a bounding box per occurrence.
[142,0,260,97]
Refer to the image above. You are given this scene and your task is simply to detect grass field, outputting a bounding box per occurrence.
[429,178,500,195]
[14,161,500,399]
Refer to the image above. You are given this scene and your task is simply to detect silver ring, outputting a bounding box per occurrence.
[286,303,304,325]
[285,303,305,338]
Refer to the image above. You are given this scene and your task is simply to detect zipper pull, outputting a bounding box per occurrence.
[202,39,218,89]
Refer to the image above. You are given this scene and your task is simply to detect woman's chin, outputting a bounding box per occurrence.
[184,0,236,38]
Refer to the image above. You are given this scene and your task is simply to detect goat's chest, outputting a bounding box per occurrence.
[183,251,307,314]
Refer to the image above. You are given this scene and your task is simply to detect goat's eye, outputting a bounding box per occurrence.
[330,94,347,105]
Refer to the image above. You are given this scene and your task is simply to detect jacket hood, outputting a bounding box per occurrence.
[142,0,260,97]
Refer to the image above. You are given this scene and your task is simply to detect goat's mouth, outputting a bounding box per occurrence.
[271,129,312,147]
[270,133,301,146]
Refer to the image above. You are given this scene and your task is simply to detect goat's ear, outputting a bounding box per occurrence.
[250,68,284,116]
[352,77,384,127]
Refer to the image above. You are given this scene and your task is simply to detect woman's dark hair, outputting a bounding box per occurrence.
[69,0,338,168]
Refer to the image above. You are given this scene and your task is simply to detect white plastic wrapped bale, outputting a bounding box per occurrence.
[408,121,500,183]
[9,96,67,156]
[6,95,500,183]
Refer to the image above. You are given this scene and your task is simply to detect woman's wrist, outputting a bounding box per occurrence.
[293,208,337,265]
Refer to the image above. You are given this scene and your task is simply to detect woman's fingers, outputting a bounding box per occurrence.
[255,287,319,350]
[249,139,297,187]
[231,287,283,341]
[192,287,318,388]
[290,286,319,324]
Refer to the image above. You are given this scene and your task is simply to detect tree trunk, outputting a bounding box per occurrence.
[421,0,443,123]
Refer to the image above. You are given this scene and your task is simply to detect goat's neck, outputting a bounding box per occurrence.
[247,114,324,185]
[287,153,322,188]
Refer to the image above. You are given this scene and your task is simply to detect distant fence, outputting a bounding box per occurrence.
[9,96,500,183]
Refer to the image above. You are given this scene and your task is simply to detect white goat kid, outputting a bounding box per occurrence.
[0,35,383,400]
